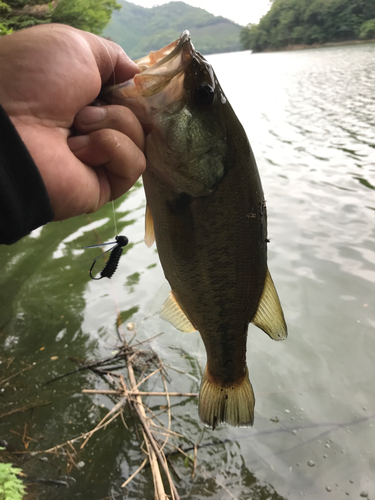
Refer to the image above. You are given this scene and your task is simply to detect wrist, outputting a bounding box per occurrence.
[0,105,54,243]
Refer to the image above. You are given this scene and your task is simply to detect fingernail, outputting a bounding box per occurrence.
[68,134,90,151]
[76,106,107,124]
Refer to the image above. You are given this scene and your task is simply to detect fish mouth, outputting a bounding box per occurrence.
[134,30,194,72]
[102,30,219,136]
[103,31,199,103]
[178,30,191,46]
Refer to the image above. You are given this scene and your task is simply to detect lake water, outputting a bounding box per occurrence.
[1,42,375,499]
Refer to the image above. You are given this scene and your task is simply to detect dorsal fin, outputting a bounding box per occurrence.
[160,291,196,333]
[145,203,155,247]
[251,268,287,341]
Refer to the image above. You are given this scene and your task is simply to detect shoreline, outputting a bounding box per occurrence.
[259,38,375,53]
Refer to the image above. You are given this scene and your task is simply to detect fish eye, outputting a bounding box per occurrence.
[194,83,215,106]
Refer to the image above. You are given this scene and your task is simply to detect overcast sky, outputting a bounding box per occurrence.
[128,0,272,26]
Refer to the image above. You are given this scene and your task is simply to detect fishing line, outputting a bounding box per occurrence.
[111,199,118,238]
[82,39,131,280]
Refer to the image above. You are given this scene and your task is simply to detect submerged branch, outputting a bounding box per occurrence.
[0,402,51,420]
[82,389,198,397]
[121,329,174,500]
[5,322,194,498]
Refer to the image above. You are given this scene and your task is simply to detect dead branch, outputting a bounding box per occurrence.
[82,389,198,397]
[0,402,51,420]
[122,338,172,500]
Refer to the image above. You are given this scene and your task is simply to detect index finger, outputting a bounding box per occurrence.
[81,31,139,86]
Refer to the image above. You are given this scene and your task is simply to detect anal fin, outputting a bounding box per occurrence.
[160,291,196,333]
[251,268,288,341]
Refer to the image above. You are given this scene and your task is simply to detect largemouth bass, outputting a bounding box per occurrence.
[104,31,287,429]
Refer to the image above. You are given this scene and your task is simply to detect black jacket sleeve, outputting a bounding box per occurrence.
[0,105,54,244]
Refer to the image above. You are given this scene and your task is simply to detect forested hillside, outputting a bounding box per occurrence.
[241,0,375,52]
[103,1,243,58]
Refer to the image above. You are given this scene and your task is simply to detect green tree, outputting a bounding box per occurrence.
[51,0,120,35]
[303,24,324,44]
[240,24,253,49]
[359,18,375,38]
[240,23,269,52]
[0,0,10,13]
[0,0,12,34]
[0,0,120,36]
[0,0,50,34]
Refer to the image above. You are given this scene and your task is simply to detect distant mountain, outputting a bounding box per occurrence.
[103,0,244,58]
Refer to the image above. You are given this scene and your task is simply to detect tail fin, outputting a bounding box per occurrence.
[198,366,255,430]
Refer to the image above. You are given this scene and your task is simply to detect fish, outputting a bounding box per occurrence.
[103,31,287,429]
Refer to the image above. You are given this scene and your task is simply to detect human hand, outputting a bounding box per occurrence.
[0,24,146,221]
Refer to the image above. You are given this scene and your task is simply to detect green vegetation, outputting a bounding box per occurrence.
[359,18,375,39]
[103,1,243,58]
[51,0,120,34]
[240,0,375,52]
[0,462,25,500]
[0,0,120,36]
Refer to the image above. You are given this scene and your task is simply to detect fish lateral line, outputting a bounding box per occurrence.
[83,235,129,280]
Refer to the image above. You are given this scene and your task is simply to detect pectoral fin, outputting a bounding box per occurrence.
[145,203,155,248]
[160,291,197,333]
[251,268,288,341]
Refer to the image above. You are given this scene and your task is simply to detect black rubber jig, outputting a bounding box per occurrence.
[83,235,129,280]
